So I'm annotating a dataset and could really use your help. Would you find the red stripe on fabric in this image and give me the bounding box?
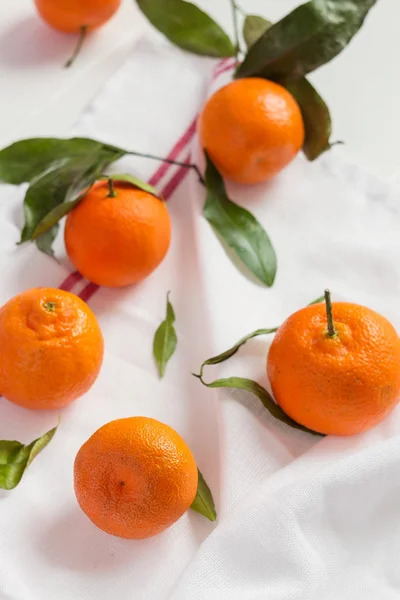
[148,118,197,187]
[59,271,83,291]
[214,61,236,79]
[162,151,193,200]
[214,58,236,77]
[78,282,99,303]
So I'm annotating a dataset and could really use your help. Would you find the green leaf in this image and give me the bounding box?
[197,295,325,378]
[243,15,272,49]
[153,292,178,378]
[0,138,109,185]
[308,295,325,305]
[35,224,60,258]
[32,194,88,242]
[136,0,235,57]
[0,139,126,255]
[196,375,323,436]
[286,78,333,161]
[105,173,161,199]
[237,0,377,81]
[190,469,216,521]
[197,327,278,379]
[204,154,277,287]
[0,424,58,490]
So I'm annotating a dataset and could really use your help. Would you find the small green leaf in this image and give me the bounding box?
[136,0,235,57]
[204,154,277,287]
[286,78,333,161]
[35,224,60,258]
[243,15,272,49]
[190,469,216,521]
[153,292,178,378]
[32,193,88,242]
[237,0,378,81]
[196,375,323,436]
[105,173,161,199]
[197,327,278,379]
[0,424,58,490]
[197,295,325,377]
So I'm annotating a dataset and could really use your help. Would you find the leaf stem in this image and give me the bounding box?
[65,26,87,69]
[126,150,205,185]
[229,0,241,61]
[324,289,336,338]
[107,177,117,198]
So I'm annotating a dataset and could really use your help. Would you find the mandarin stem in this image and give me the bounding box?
[230,0,241,61]
[107,178,117,198]
[126,150,205,185]
[324,289,336,337]
[65,26,87,69]
[44,302,57,312]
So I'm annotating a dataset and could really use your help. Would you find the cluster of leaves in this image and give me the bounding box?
[0,140,162,257]
[136,0,378,160]
[0,137,277,286]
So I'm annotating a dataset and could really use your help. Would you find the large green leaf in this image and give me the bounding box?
[0,138,108,185]
[136,0,235,57]
[0,425,58,490]
[190,469,216,521]
[153,292,178,378]
[237,0,377,81]
[204,154,277,287]
[286,78,333,161]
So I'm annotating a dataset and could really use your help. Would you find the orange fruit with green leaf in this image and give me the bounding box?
[74,417,199,538]
[0,288,104,410]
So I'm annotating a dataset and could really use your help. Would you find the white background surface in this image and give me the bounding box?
[1,5,400,599]
[0,0,399,180]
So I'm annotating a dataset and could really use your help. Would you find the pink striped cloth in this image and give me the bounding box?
[2,36,400,600]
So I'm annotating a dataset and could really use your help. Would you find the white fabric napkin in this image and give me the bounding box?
[1,35,400,600]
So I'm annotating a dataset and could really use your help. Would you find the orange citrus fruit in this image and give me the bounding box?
[64,181,171,287]
[74,417,198,539]
[0,288,104,410]
[198,77,304,185]
[267,295,400,436]
[34,0,121,33]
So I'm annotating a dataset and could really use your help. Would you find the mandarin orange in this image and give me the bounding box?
[0,288,104,410]
[74,417,198,539]
[267,292,400,436]
[198,77,304,184]
[64,181,171,287]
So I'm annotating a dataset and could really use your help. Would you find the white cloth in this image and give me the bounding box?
[1,36,400,600]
